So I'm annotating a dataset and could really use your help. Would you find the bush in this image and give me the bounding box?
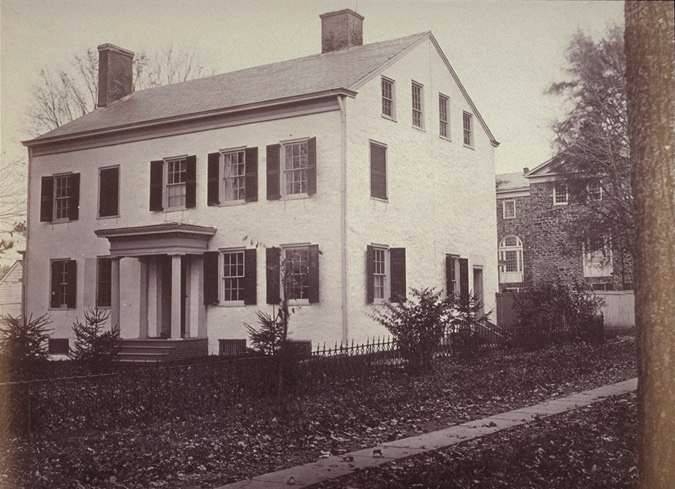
[245,310,285,355]
[372,288,451,373]
[447,293,491,359]
[0,313,52,376]
[513,278,604,349]
[70,308,119,371]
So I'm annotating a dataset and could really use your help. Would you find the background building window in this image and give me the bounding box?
[587,181,603,201]
[381,77,395,118]
[166,158,187,208]
[222,150,246,201]
[283,141,309,195]
[412,81,423,128]
[463,111,473,146]
[502,199,516,219]
[222,251,245,302]
[553,182,569,205]
[439,94,449,138]
[499,236,524,284]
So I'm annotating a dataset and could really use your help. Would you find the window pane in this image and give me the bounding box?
[223,251,245,301]
[373,248,387,300]
[283,142,308,195]
[54,175,72,220]
[439,95,448,137]
[463,112,473,146]
[166,159,187,208]
[223,151,246,201]
[412,82,423,128]
[382,78,394,117]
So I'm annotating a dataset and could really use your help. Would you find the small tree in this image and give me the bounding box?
[372,287,451,373]
[70,308,119,371]
[0,313,52,376]
[245,310,285,355]
[447,293,491,359]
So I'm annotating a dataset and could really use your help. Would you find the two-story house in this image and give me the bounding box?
[496,158,633,292]
[23,9,499,359]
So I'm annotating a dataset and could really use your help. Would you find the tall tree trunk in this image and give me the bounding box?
[625,2,675,488]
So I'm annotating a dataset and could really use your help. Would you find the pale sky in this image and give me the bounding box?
[0,0,623,262]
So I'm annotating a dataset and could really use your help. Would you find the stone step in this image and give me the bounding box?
[116,351,171,363]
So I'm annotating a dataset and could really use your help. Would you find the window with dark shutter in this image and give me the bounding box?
[149,160,164,211]
[243,249,257,305]
[50,259,76,308]
[203,252,219,305]
[366,245,375,304]
[40,176,54,222]
[96,257,112,307]
[99,167,119,217]
[50,260,60,308]
[65,259,77,308]
[308,244,320,303]
[185,155,197,208]
[266,247,281,304]
[69,173,80,220]
[390,248,406,302]
[207,153,220,205]
[307,137,317,195]
[370,142,387,200]
[266,145,281,200]
[459,258,469,301]
[245,147,258,202]
[446,254,456,297]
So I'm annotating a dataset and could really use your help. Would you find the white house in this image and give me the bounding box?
[23,9,499,359]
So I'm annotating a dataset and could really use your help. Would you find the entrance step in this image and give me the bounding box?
[116,338,208,363]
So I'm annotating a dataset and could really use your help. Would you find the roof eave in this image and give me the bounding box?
[23,88,356,148]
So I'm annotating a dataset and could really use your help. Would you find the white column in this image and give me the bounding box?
[189,255,205,338]
[170,254,183,339]
[147,256,159,337]
[138,257,149,338]
[110,257,121,333]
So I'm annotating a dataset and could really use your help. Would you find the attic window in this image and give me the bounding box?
[412,81,424,129]
[381,77,395,119]
[463,111,474,147]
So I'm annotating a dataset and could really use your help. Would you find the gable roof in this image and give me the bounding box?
[25,31,498,147]
[525,155,567,178]
[496,172,529,193]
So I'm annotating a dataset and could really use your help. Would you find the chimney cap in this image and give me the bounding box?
[320,8,364,21]
[97,43,135,58]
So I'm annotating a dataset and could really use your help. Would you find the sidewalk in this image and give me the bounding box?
[217,378,638,489]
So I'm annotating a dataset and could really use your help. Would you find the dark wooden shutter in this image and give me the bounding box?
[244,249,257,305]
[149,160,164,211]
[69,173,80,220]
[203,251,219,305]
[307,137,317,195]
[207,152,220,205]
[370,143,387,199]
[245,147,258,202]
[366,245,375,304]
[459,258,469,301]
[266,247,280,304]
[308,244,320,303]
[65,259,77,308]
[266,144,281,200]
[185,155,197,208]
[99,167,119,217]
[50,260,60,307]
[390,248,406,303]
[446,255,456,297]
[40,176,54,222]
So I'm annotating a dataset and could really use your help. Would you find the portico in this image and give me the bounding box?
[95,223,216,340]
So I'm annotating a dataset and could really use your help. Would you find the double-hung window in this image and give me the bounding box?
[372,247,388,301]
[50,259,76,309]
[222,150,246,202]
[283,140,309,195]
[381,77,395,119]
[166,158,187,209]
[222,250,245,302]
[98,166,119,217]
[53,175,72,221]
[553,182,569,205]
[370,141,387,200]
[439,94,449,138]
[367,245,406,303]
[40,173,80,223]
[587,181,603,201]
[412,81,424,129]
[502,199,516,219]
[283,247,311,301]
[463,111,474,146]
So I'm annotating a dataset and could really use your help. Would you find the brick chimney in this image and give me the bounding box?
[320,9,364,53]
[97,44,134,107]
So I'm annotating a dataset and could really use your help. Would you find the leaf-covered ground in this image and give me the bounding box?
[0,337,636,489]
[315,392,638,489]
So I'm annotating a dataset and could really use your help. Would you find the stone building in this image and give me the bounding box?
[496,158,633,292]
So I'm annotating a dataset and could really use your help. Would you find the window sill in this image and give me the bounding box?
[370,196,389,203]
[463,143,475,151]
[48,219,72,225]
[48,307,75,311]
[161,207,189,214]
[95,305,112,310]
[372,299,388,305]
[217,301,247,307]
[439,135,452,142]
[412,125,426,133]
[503,216,516,220]
[281,193,310,201]
[97,215,120,220]
[287,299,310,307]
[553,202,569,206]
[381,114,397,123]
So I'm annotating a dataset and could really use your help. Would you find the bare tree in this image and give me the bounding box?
[28,46,212,135]
[625,2,675,489]
[0,156,27,256]
[547,26,634,262]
